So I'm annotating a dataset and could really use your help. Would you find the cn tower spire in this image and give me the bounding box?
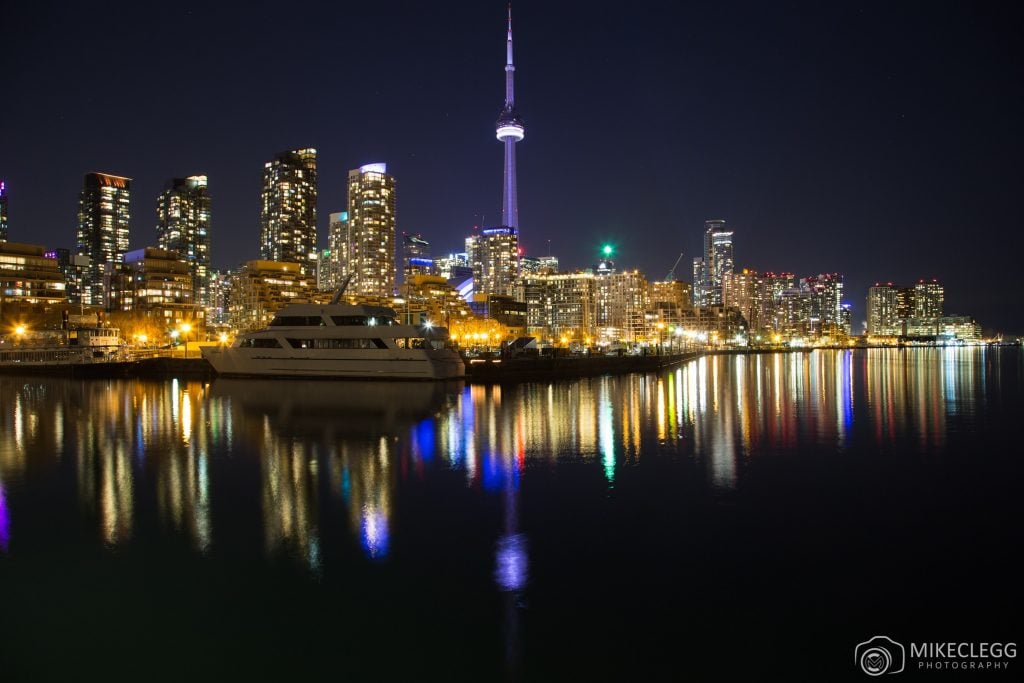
[496,2,525,229]
[505,3,515,106]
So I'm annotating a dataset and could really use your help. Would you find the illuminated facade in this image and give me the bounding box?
[0,242,67,312]
[43,248,89,306]
[681,305,747,343]
[402,233,433,281]
[77,172,131,307]
[228,260,316,332]
[521,271,596,340]
[207,270,232,326]
[723,268,770,334]
[119,247,195,324]
[913,279,944,319]
[260,148,318,276]
[595,270,649,343]
[435,252,473,282]
[867,284,901,336]
[467,227,520,298]
[345,163,397,297]
[868,278,946,339]
[0,181,8,242]
[696,220,733,306]
[801,273,845,338]
[156,175,211,310]
[496,5,525,229]
[322,211,349,291]
[521,255,560,275]
[399,274,473,328]
[648,280,693,331]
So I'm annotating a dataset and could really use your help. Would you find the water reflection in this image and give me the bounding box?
[0,347,1005,564]
[0,482,10,552]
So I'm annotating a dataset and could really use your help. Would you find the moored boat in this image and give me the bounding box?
[201,301,465,380]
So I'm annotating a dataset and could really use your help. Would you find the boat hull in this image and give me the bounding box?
[201,346,465,380]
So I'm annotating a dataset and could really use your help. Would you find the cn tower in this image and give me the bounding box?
[495,3,525,228]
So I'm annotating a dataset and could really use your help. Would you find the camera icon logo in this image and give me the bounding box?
[855,635,906,676]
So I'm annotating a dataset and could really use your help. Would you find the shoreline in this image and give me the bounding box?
[0,344,1015,382]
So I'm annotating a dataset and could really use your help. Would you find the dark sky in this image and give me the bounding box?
[4,1,1022,332]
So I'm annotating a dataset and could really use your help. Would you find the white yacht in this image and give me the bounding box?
[202,300,465,380]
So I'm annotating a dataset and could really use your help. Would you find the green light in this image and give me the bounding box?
[602,245,613,257]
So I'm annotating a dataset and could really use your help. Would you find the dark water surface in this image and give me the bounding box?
[1,348,1021,680]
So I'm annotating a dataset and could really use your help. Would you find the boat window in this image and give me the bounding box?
[286,338,389,350]
[331,316,368,326]
[269,316,326,326]
[239,338,282,348]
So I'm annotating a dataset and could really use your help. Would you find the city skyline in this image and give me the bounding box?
[3,2,1021,332]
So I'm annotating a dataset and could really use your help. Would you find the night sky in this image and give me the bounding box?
[4,1,1022,332]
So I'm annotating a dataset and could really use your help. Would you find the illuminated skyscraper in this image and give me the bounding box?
[496,4,525,229]
[260,148,317,276]
[867,284,901,336]
[157,175,211,309]
[321,211,350,291]
[468,226,520,298]
[913,279,944,318]
[700,219,733,306]
[435,252,473,282]
[0,181,8,242]
[801,272,845,337]
[402,233,434,281]
[77,172,131,307]
[345,163,397,296]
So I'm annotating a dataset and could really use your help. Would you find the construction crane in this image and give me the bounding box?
[664,252,685,282]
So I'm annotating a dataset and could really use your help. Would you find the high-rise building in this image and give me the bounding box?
[402,233,434,281]
[45,248,90,306]
[467,226,520,298]
[801,273,845,337]
[867,284,901,336]
[207,270,233,326]
[0,242,67,308]
[435,252,474,282]
[595,270,649,343]
[700,219,733,306]
[118,247,194,324]
[496,4,525,229]
[228,260,316,332]
[649,280,693,326]
[0,181,8,243]
[322,211,350,291]
[723,268,770,334]
[692,257,706,306]
[521,255,559,276]
[316,249,334,291]
[913,279,944,318]
[260,148,318,276]
[521,271,596,341]
[156,175,211,310]
[77,172,131,307]
[345,163,397,297]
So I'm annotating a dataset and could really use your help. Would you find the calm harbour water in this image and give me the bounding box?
[1,348,1021,680]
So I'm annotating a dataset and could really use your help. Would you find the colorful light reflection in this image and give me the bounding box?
[495,533,527,591]
[0,483,10,552]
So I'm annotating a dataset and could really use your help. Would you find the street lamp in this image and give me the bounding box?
[180,322,192,358]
